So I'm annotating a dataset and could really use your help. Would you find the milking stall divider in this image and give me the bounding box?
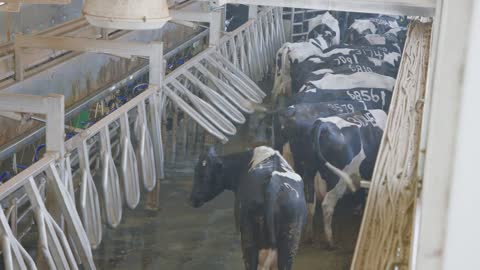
[0,0,476,269]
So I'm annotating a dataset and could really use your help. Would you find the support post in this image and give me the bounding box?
[146,43,165,211]
[248,5,258,19]
[14,41,24,81]
[45,94,65,224]
[209,1,224,46]
[45,94,65,157]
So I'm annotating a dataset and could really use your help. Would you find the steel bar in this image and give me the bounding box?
[119,113,141,209]
[78,141,102,249]
[24,177,79,269]
[194,64,255,113]
[183,71,246,124]
[218,0,436,17]
[205,56,264,102]
[163,85,228,143]
[99,126,123,228]
[134,101,157,191]
[0,208,34,270]
[171,79,236,135]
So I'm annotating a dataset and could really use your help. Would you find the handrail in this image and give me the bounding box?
[0,154,95,269]
[0,7,286,269]
[0,29,209,161]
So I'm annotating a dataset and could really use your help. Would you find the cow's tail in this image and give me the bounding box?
[312,122,358,193]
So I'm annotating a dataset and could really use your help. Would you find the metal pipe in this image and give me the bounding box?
[0,29,209,161]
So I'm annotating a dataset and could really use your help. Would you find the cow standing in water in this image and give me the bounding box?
[189,146,307,270]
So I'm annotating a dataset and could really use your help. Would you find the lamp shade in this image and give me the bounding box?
[83,0,171,30]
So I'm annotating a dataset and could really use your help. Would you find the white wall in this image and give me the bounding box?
[415,0,480,269]
[443,1,480,268]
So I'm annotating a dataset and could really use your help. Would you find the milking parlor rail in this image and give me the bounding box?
[0,7,284,269]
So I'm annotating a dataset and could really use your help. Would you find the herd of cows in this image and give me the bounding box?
[189,10,409,270]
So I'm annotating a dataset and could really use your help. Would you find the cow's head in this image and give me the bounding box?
[189,146,224,208]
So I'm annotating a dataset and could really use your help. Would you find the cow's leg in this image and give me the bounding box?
[322,180,347,250]
[314,172,327,203]
[302,168,317,244]
[258,249,278,270]
[240,224,259,270]
[278,222,302,270]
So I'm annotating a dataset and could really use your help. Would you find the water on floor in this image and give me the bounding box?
[92,114,362,270]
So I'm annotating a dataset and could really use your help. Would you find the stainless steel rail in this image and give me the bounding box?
[0,7,285,270]
[0,29,209,162]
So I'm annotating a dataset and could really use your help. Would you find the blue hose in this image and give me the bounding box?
[34,144,46,162]
[66,132,76,140]
[0,171,11,182]
[16,164,27,170]
[132,83,149,95]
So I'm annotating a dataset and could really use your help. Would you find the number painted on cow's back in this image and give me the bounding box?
[346,89,384,105]
[345,112,377,127]
[327,103,356,113]
[354,47,388,59]
[333,55,358,66]
[348,64,373,73]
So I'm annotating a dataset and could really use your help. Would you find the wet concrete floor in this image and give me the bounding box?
[93,121,362,270]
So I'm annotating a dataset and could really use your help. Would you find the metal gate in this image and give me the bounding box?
[0,6,285,270]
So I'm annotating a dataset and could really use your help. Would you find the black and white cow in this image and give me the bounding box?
[344,15,408,46]
[295,72,396,111]
[275,43,401,108]
[225,4,249,32]
[273,12,340,103]
[271,99,369,241]
[289,45,401,95]
[189,146,307,270]
[274,100,369,154]
[310,109,387,248]
[307,12,342,44]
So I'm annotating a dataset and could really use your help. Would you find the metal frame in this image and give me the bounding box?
[0,94,64,155]
[0,29,209,161]
[0,154,95,269]
[0,7,285,270]
[13,34,166,179]
[0,0,70,12]
[14,35,164,84]
[219,0,436,16]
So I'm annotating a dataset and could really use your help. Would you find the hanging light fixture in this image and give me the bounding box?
[83,0,171,30]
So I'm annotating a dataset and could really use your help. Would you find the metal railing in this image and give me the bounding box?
[218,7,286,82]
[0,153,95,269]
[0,6,286,270]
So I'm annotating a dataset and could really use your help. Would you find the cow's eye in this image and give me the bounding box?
[202,160,207,166]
